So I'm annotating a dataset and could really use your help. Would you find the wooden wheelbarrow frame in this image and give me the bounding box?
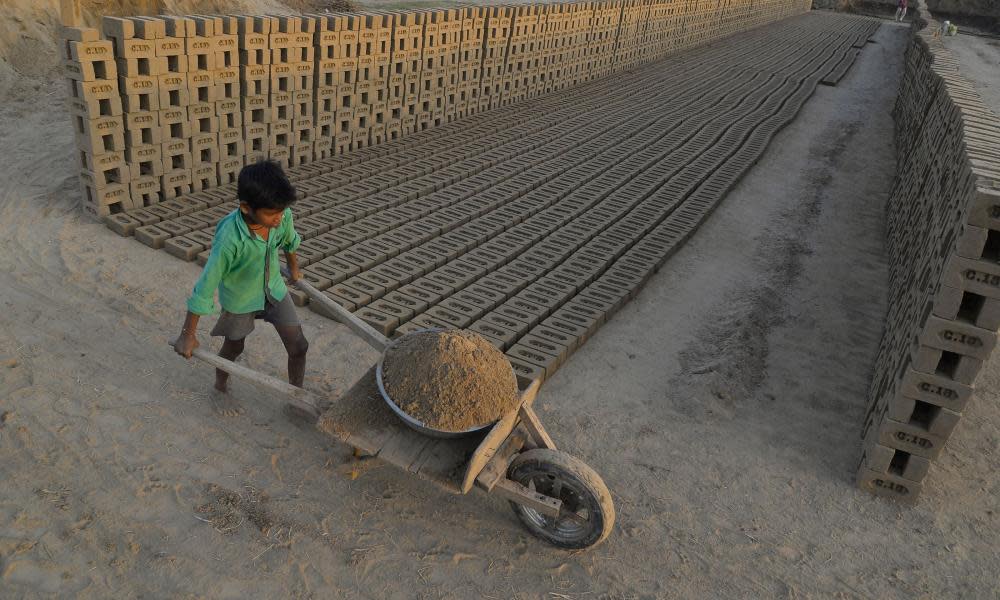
[188,277,564,517]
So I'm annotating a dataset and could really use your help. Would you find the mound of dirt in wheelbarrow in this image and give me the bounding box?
[382,330,519,432]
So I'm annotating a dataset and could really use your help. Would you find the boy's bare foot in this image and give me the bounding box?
[210,388,243,417]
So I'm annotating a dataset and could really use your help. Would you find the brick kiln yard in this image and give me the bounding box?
[2,4,1000,600]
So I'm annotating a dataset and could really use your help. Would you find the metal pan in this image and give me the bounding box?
[375,328,509,439]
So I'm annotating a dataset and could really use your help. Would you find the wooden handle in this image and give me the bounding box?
[290,275,390,351]
[172,341,320,420]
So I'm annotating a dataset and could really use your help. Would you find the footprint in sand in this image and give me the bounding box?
[2,560,87,595]
[210,389,244,417]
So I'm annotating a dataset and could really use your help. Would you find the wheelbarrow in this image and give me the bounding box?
[179,277,616,549]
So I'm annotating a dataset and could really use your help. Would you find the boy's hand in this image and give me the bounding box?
[283,252,302,285]
[173,334,199,359]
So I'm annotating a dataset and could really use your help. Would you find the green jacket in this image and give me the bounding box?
[187,208,301,315]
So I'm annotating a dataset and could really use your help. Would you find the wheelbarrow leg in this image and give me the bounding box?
[518,405,556,450]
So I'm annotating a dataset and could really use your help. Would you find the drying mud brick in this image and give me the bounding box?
[135,224,172,248]
[381,329,519,431]
[104,213,142,237]
[164,235,204,260]
[856,464,922,504]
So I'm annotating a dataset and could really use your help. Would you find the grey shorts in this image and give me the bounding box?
[210,294,300,340]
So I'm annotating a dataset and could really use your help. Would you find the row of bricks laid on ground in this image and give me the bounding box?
[102,7,750,237]
[351,25,862,378]
[101,0,844,227]
[104,30,694,244]
[104,13,877,421]
[107,10,863,261]
[856,5,1000,502]
[66,0,814,215]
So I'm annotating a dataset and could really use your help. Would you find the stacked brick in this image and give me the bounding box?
[68,0,814,215]
[456,7,487,118]
[62,26,129,217]
[858,2,1000,502]
[505,5,539,104]
[480,6,512,110]
[265,17,300,168]
[614,0,650,71]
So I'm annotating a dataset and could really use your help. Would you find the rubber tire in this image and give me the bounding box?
[506,448,615,549]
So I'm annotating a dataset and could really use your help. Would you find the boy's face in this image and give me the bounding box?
[240,203,285,229]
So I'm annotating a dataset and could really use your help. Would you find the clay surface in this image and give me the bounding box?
[381,330,519,431]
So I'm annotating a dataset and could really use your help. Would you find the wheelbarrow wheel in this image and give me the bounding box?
[507,448,615,549]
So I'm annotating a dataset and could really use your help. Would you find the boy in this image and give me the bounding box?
[173,160,308,416]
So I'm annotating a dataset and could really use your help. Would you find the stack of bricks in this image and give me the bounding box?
[291,18,317,168]
[535,4,558,95]
[615,0,650,71]
[505,5,540,105]
[188,16,239,192]
[457,7,486,118]
[212,17,244,187]
[858,0,1000,502]
[480,6,512,110]
[65,0,816,215]
[265,16,296,168]
[541,3,575,93]
[62,25,129,217]
[416,11,446,131]
[440,9,463,124]
[385,12,412,140]
[352,15,377,149]
[587,1,618,81]
[237,15,270,165]
[311,14,338,160]
[331,15,360,154]
[404,12,427,136]
[158,16,197,200]
[106,17,160,210]
[369,14,395,146]
[566,3,594,87]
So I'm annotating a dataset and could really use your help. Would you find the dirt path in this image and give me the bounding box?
[2,17,998,600]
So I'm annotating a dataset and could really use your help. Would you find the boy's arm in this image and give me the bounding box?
[284,250,302,282]
[281,208,303,282]
[174,242,231,359]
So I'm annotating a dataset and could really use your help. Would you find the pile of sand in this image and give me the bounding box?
[381,330,519,432]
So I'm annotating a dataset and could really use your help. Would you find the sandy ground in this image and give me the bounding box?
[2,14,1000,600]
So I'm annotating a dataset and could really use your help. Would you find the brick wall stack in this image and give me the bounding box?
[61,0,812,217]
[62,26,128,217]
[858,1,1000,502]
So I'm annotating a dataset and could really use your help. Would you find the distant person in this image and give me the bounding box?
[173,160,308,417]
[895,0,908,22]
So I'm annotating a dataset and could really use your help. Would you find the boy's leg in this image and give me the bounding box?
[216,337,246,392]
[275,324,308,388]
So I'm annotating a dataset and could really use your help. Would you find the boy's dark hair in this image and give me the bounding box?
[237,160,297,210]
